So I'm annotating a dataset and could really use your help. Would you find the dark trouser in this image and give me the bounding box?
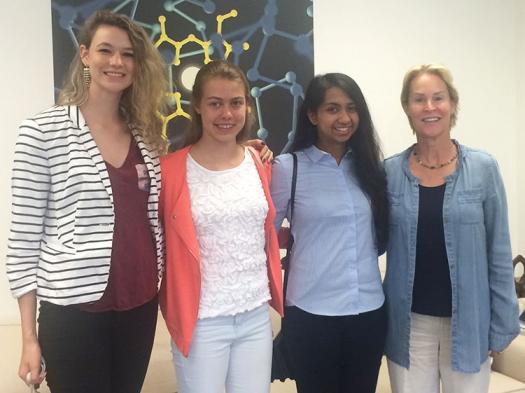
[38,295,158,393]
[283,303,386,393]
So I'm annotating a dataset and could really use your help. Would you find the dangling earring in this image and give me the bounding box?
[83,66,91,86]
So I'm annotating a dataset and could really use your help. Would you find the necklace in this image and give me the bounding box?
[413,146,457,170]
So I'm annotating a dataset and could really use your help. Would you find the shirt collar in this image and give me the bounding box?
[304,145,352,164]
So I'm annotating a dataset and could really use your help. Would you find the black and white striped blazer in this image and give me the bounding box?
[6,105,164,305]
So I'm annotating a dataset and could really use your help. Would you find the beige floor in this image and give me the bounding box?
[2,311,522,393]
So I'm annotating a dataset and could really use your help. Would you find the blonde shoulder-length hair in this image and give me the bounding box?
[58,10,168,153]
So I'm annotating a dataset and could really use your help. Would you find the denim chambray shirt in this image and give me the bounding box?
[383,141,519,373]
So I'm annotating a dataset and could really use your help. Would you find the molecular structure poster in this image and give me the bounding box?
[51,0,314,153]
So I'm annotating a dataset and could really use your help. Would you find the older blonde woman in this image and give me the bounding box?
[383,64,519,393]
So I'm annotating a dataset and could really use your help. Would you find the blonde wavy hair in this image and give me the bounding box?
[58,10,168,153]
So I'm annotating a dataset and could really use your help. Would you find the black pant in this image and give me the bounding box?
[38,296,158,393]
[283,303,386,393]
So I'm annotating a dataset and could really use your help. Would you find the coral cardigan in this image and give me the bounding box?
[159,146,284,356]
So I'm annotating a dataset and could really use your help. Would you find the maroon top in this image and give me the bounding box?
[81,140,158,312]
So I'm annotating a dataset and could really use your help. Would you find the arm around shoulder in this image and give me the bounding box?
[270,154,294,231]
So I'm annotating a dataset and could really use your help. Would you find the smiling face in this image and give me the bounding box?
[195,77,247,144]
[308,86,359,156]
[80,24,134,98]
[405,73,456,140]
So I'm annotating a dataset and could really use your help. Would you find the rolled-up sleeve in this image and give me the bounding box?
[483,159,520,351]
[6,119,50,298]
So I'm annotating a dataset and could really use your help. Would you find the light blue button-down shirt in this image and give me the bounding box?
[270,145,384,316]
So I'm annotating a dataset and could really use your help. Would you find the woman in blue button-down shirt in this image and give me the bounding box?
[271,73,389,393]
[384,64,520,393]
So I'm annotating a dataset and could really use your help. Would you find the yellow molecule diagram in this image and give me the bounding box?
[217,10,250,60]
[154,10,250,139]
[158,92,190,140]
[155,15,211,66]
[154,10,249,65]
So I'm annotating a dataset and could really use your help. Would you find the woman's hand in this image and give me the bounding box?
[245,139,273,162]
[17,291,45,386]
[19,337,45,385]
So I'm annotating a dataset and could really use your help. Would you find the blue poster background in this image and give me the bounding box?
[51,0,314,153]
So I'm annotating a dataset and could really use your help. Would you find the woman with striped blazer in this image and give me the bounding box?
[6,11,168,393]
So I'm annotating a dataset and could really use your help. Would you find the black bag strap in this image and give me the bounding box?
[283,152,297,303]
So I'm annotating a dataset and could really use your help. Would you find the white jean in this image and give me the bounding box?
[388,313,491,393]
[171,303,272,393]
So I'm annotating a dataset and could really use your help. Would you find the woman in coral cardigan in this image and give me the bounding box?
[159,60,283,393]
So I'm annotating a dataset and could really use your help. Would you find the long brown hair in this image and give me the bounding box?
[183,60,257,146]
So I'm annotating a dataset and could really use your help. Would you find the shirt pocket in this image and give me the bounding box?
[42,241,77,256]
[457,188,483,224]
[387,191,403,226]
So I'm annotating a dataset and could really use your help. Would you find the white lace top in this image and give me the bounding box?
[187,148,271,319]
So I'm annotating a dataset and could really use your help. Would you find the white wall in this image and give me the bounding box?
[0,0,523,323]
[0,0,53,324]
